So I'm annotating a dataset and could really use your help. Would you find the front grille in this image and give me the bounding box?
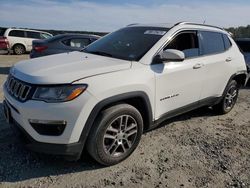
[5,75,32,102]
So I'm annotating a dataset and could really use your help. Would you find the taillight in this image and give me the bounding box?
[34,46,48,52]
[0,37,9,48]
[5,37,9,48]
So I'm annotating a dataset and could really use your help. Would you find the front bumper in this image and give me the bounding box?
[10,119,83,159]
[3,84,98,145]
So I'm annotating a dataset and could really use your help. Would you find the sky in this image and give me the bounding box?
[0,0,250,32]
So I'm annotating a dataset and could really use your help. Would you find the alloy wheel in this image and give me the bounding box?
[224,85,238,110]
[14,45,24,55]
[103,115,138,157]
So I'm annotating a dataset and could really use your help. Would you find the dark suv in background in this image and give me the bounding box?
[235,38,250,72]
[30,34,101,58]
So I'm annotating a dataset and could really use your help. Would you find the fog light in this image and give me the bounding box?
[29,119,67,136]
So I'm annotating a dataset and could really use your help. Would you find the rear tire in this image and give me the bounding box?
[213,80,239,114]
[13,44,25,55]
[86,104,143,166]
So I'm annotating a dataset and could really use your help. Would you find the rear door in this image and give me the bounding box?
[153,30,205,119]
[198,31,233,99]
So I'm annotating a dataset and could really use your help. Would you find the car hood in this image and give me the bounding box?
[11,51,131,84]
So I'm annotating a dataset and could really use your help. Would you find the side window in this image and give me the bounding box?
[164,32,200,58]
[26,31,41,39]
[223,34,232,50]
[199,31,225,55]
[8,30,25,37]
[63,38,90,48]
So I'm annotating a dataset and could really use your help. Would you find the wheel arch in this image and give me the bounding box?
[12,43,26,53]
[12,43,26,49]
[230,71,248,87]
[216,71,248,106]
[78,91,153,153]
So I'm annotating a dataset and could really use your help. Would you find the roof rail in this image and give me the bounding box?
[174,22,224,31]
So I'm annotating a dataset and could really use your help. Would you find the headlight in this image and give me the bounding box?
[32,84,87,103]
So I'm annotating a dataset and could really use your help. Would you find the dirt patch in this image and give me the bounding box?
[0,55,249,188]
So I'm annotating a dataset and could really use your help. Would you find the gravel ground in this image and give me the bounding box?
[0,55,249,188]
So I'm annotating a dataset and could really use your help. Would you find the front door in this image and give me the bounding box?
[153,31,205,119]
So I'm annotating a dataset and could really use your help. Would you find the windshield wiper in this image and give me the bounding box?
[84,50,113,57]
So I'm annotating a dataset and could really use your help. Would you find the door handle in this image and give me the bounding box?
[226,57,232,62]
[193,63,203,69]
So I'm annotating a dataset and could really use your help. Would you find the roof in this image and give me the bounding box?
[6,27,52,35]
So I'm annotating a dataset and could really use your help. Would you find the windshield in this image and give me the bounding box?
[83,26,169,61]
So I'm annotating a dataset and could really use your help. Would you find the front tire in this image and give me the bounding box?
[213,80,239,114]
[86,104,143,166]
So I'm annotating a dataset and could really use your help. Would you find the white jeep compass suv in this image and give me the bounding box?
[3,22,248,166]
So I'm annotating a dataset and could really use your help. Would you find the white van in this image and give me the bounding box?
[3,28,52,54]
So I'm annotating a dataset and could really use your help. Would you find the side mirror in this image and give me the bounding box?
[154,49,185,63]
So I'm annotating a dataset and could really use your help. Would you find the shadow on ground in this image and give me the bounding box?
[0,102,104,183]
[149,106,217,133]
[0,51,9,55]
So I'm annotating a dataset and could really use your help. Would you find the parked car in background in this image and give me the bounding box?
[0,28,9,53]
[235,38,250,72]
[2,28,52,55]
[30,34,101,58]
[0,36,9,53]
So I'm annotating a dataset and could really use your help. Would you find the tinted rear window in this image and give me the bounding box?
[236,41,250,53]
[8,30,25,37]
[199,31,225,55]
